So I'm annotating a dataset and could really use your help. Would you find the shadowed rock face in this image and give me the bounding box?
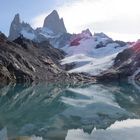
[9,14,21,40]
[43,10,67,34]
[0,33,96,84]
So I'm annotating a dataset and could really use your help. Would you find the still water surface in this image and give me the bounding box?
[0,82,140,140]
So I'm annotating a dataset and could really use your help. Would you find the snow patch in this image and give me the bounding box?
[61,54,93,65]
[61,32,129,76]
[68,54,116,76]
[21,30,35,40]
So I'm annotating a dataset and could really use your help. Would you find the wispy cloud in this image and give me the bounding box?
[31,13,48,28]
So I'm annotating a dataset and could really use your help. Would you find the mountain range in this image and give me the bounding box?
[0,10,140,85]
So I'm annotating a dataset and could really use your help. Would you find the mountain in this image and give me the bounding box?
[9,14,35,40]
[43,10,67,34]
[8,11,128,52]
[9,14,20,40]
[8,12,129,77]
[0,32,95,84]
[62,29,127,56]
[8,10,138,82]
[9,11,67,43]
[97,40,140,83]
[60,29,129,76]
[8,11,72,49]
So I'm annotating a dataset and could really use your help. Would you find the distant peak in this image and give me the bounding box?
[82,29,92,36]
[43,10,67,34]
[94,32,110,39]
[13,13,20,24]
[48,10,59,19]
[15,13,20,18]
[14,13,20,19]
[51,10,58,15]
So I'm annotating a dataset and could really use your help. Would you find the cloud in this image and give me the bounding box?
[31,13,48,28]
[31,0,140,41]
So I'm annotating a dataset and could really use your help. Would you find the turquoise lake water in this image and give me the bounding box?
[0,82,140,140]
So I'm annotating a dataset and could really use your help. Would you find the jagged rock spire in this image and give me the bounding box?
[43,10,67,34]
[13,14,20,25]
[9,13,21,40]
[8,14,34,40]
[8,10,67,41]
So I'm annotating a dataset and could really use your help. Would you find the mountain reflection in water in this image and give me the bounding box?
[0,82,140,140]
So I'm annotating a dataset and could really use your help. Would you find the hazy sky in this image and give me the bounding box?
[0,0,140,41]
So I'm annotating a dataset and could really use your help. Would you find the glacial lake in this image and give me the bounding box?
[0,82,140,140]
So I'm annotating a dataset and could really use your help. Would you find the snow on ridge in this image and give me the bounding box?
[21,30,35,40]
[61,54,93,65]
[61,36,129,76]
[62,29,129,57]
[69,29,93,46]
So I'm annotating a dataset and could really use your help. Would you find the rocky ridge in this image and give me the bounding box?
[0,32,95,84]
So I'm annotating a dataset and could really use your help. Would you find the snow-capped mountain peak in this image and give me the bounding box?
[61,29,130,76]
[69,29,93,47]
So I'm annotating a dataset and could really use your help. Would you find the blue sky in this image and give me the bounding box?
[0,0,140,41]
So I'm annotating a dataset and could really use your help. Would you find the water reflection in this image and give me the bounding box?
[0,82,139,140]
[66,119,140,140]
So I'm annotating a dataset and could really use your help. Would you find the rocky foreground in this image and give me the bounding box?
[0,32,95,85]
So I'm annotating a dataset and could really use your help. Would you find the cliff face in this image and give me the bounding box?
[9,14,35,41]
[9,14,21,40]
[43,10,67,34]
[0,33,95,84]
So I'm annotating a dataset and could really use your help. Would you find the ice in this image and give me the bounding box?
[68,54,116,75]
[61,33,129,76]
[61,54,93,65]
